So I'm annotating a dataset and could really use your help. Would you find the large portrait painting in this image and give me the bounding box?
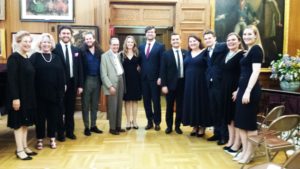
[12,32,42,57]
[0,29,6,59]
[0,0,5,20]
[215,0,285,67]
[57,25,99,48]
[20,0,74,22]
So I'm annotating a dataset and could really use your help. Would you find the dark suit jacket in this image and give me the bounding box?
[160,49,187,90]
[53,43,83,89]
[204,42,228,85]
[138,41,165,81]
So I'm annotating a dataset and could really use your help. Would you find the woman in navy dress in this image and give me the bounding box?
[182,35,211,137]
[121,35,141,130]
[221,33,244,153]
[233,25,263,164]
[7,31,37,160]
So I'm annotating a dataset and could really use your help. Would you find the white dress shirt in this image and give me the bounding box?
[60,41,74,78]
[172,48,184,78]
[111,50,124,76]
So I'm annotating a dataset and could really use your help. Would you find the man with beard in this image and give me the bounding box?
[80,32,103,136]
[53,25,83,141]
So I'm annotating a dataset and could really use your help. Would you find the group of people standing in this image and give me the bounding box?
[6,24,263,164]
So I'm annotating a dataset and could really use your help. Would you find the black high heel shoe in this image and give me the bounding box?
[24,147,38,156]
[132,121,139,129]
[190,127,199,136]
[15,150,32,160]
[223,145,232,150]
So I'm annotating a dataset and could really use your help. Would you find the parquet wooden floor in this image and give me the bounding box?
[0,101,287,169]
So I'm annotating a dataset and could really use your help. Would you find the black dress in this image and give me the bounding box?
[121,53,142,101]
[182,51,212,127]
[221,51,244,124]
[7,52,36,129]
[235,45,263,131]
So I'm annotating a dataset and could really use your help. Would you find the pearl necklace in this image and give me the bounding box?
[41,53,52,63]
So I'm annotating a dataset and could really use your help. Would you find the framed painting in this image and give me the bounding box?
[0,0,4,20]
[0,29,6,59]
[214,0,286,69]
[20,0,74,22]
[12,32,42,57]
[57,25,99,48]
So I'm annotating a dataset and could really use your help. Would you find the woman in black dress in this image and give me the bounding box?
[30,33,65,150]
[232,25,263,164]
[182,35,211,136]
[7,31,37,160]
[121,35,141,130]
[221,33,244,153]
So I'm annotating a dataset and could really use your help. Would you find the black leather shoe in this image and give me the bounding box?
[145,124,153,130]
[117,127,126,132]
[84,128,91,136]
[165,128,172,134]
[175,127,183,134]
[207,135,219,141]
[109,129,119,135]
[66,134,77,140]
[154,125,161,131]
[90,126,103,134]
[217,139,227,145]
[56,135,65,142]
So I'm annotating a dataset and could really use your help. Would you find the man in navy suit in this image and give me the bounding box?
[160,33,186,134]
[203,30,228,145]
[53,26,83,141]
[139,26,165,131]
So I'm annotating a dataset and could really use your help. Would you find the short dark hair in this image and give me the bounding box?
[203,30,216,37]
[188,34,205,50]
[145,26,155,33]
[58,25,73,35]
[171,32,180,37]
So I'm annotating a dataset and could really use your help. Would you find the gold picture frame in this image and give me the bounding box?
[0,0,4,20]
[0,29,6,59]
[210,0,290,72]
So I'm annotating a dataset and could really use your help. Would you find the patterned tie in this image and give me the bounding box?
[65,44,70,78]
[146,43,151,59]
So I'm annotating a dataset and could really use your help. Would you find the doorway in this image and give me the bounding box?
[114,26,173,50]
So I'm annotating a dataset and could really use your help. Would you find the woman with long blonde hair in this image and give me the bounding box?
[232,25,263,164]
[120,35,141,130]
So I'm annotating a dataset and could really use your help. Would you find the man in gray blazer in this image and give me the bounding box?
[101,37,125,135]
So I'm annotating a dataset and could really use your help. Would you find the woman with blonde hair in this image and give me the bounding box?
[120,35,141,130]
[232,25,263,164]
[7,30,37,160]
[30,33,65,150]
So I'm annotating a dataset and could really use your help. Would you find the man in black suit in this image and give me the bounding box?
[139,26,165,131]
[203,30,228,145]
[53,26,83,141]
[160,33,186,134]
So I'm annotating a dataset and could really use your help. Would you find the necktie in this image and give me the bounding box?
[146,43,151,59]
[65,44,70,78]
[176,50,181,78]
[208,47,213,58]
